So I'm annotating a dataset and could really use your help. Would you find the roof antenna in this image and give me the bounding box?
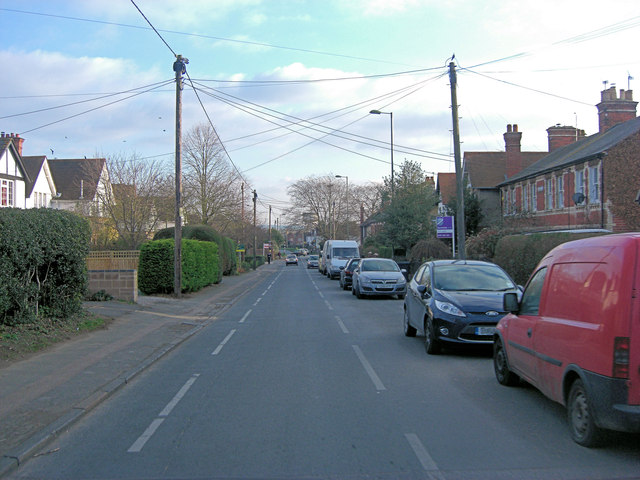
[628,72,634,90]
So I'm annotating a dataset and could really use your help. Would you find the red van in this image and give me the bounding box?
[494,233,640,447]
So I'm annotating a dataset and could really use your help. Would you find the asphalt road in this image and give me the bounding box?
[7,260,640,480]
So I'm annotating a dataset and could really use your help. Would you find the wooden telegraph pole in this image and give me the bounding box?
[173,54,188,296]
[449,60,466,260]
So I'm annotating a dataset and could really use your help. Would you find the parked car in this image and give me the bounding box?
[494,233,640,447]
[307,255,319,269]
[285,254,298,266]
[403,260,520,355]
[351,258,406,299]
[339,258,361,290]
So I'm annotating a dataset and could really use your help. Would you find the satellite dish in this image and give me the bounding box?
[573,193,585,205]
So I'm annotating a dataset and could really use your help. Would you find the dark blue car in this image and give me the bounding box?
[403,260,521,354]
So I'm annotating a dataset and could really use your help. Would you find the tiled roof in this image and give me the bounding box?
[48,158,106,201]
[436,172,456,204]
[500,116,640,186]
[464,151,547,189]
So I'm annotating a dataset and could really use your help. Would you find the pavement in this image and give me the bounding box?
[0,260,281,477]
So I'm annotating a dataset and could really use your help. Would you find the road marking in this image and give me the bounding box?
[335,315,349,334]
[212,329,237,355]
[404,433,441,474]
[352,345,386,391]
[262,290,268,296]
[318,292,325,298]
[128,418,164,453]
[324,300,333,311]
[128,373,200,453]
[253,297,262,306]
[239,309,252,323]
[159,374,200,417]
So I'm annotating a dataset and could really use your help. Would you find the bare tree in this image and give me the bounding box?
[92,153,169,250]
[182,123,242,233]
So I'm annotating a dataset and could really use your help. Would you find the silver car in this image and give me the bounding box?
[351,258,407,300]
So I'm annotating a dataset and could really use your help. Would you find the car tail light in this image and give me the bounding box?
[613,337,630,379]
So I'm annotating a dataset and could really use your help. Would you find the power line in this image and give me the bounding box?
[0,7,419,68]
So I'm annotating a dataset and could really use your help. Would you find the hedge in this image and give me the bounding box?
[154,225,237,276]
[492,231,608,286]
[138,238,221,294]
[0,208,90,325]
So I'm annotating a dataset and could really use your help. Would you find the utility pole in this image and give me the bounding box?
[241,182,245,264]
[252,190,257,270]
[173,54,188,296]
[268,205,272,246]
[449,60,466,260]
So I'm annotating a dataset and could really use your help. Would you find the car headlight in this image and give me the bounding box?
[434,299,465,317]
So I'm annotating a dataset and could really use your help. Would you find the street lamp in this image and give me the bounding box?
[335,175,349,238]
[369,109,394,196]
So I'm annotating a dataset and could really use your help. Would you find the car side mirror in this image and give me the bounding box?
[339,266,345,270]
[503,292,520,314]
[417,285,430,298]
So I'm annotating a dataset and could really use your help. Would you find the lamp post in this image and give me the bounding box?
[369,109,394,196]
[335,175,349,238]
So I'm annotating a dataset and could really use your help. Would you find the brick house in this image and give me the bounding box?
[498,86,640,232]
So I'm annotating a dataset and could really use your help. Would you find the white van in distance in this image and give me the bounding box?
[321,240,360,279]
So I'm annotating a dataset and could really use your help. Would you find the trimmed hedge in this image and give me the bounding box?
[154,225,237,276]
[492,231,607,285]
[138,238,221,294]
[0,208,90,324]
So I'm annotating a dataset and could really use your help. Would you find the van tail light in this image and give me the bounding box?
[613,337,630,379]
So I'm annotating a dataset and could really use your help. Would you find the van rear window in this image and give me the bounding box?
[333,247,358,258]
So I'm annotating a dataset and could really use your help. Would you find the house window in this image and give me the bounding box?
[576,169,586,196]
[531,183,537,212]
[557,176,564,209]
[546,178,554,210]
[1,179,14,207]
[589,166,599,203]
[523,184,529,212]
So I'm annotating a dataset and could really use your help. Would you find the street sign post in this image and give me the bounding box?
[436,216,456,257]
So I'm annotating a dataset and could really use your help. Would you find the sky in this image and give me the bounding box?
[2,0,640,221]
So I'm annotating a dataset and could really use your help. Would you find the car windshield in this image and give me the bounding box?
[309,255,318,260]
[333,247,358,258]
[361,259,399,272]
[433,264,516,291]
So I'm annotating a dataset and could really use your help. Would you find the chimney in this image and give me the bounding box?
[597,86,638,133]
[1,132,24,156]
[546,124,586,152]
[504,124,523,178]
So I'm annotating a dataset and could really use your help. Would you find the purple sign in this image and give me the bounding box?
[436,216,454,239]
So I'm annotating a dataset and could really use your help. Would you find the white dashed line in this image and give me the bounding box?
[239,309,252,323]
[352,345,386,391]
[335,315,349,334]
[404,433,441,474]
[212,329,237,355]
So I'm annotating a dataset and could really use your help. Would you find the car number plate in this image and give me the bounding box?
[475,326,496,336]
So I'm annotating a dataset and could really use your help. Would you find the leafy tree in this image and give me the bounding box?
[445,185,484,237]
[376,160,439,255]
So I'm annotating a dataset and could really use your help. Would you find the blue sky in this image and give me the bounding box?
[2,0,639,220]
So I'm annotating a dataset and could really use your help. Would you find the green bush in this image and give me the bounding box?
[154,225,236,276]
[0,208,90,325]
[493,231,608,285]
[409,238,451,272]
[466,228,510,261]
[139,238,221,294]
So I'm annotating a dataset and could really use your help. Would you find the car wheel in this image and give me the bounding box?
[342,281,349,291]
[355,282,364,299]
[568,379,604,447]
[403,309,417,337]
[424,318,441,355]
[493,338,519,386]
[397,293,405,300]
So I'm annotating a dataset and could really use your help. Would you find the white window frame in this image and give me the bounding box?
[576,169,586,196]
[546,178,554,210]
[557,176,564,209]
[523,183,529,212]
[589,166,600,203]
[531,183,537,212]
[1,179,14,207]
